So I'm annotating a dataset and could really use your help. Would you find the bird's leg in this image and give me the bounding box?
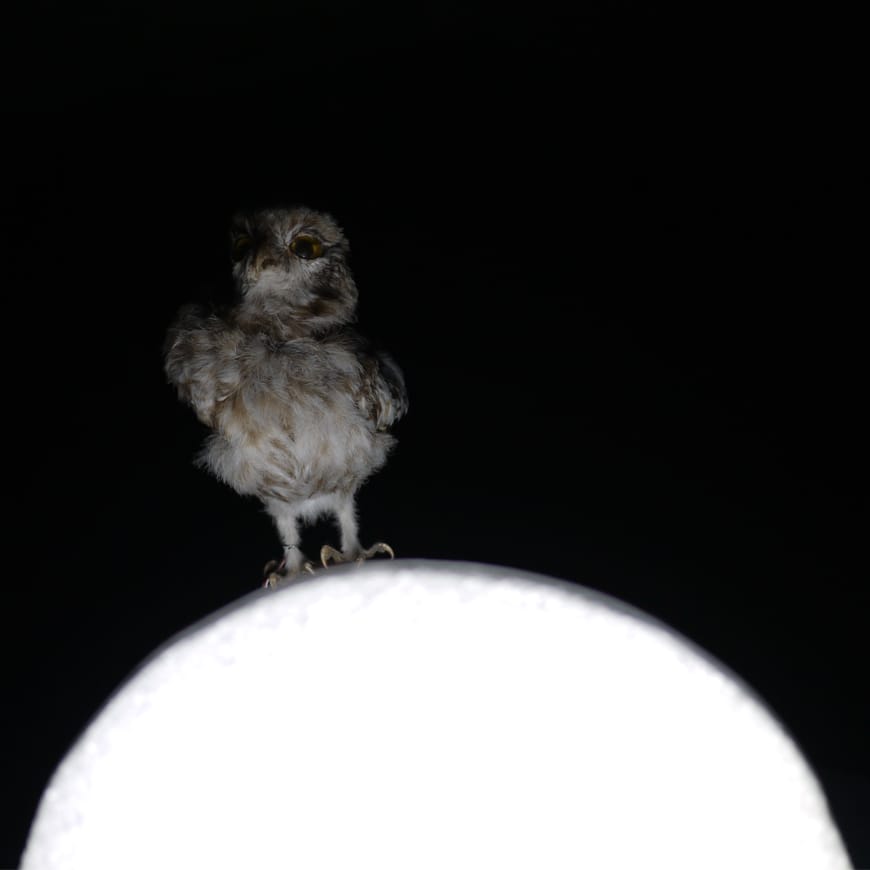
[264,506,316,588]
[320,497,396,568]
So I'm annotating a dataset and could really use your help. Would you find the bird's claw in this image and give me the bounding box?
[263,571,283,589]
[320,544,343,568]
[262,556,286,588]
[265,541,396,585]
[357,542,395,563]
[262,555,316,589]
[263,558,283,577]
[320,542,395,569]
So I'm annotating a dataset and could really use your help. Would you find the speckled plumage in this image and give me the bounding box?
[165,206,407,579]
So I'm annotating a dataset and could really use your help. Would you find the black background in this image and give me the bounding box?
[3,1,867,865]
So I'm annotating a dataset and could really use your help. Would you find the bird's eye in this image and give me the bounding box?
[289,235,323,260]
[231,234,252,262]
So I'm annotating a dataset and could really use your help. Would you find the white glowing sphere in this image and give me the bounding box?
[21,561,849,869]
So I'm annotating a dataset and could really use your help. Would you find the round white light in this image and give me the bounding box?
[21,561,850,869]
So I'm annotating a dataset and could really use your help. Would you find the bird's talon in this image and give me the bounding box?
[263,572,282,589]
[356,542,395,563]
[263,558,283,577]
[262,556,288,588]
[320,544,345,569]
[263,553,318,588]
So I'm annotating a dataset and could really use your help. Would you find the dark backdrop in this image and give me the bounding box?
[3,2,866,865]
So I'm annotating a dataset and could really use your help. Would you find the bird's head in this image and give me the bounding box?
[230,206,358,331]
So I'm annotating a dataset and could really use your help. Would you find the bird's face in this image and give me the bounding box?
[230,207,358,328]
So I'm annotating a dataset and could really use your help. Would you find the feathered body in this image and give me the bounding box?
[165,206,407,576]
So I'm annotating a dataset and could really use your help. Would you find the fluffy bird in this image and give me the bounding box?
[165,206,408,584]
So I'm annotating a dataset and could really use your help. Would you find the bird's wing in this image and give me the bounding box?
[164,306,243,427]
[353,343,409,432]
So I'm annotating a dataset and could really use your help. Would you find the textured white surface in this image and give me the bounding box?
[21,560,850,869]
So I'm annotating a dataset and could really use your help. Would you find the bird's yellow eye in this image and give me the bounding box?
[231,234,252,262]
[289,235,323,260]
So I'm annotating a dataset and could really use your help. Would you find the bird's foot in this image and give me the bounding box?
[262,553,316,589]
[320,542,395,569]
[357,542,395,564]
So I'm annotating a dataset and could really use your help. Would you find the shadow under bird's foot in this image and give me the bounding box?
[320,542,395,569]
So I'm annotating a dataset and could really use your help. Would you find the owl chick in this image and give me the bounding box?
[165,206,408,584]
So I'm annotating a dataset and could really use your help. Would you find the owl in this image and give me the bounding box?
[164,206,408,584]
